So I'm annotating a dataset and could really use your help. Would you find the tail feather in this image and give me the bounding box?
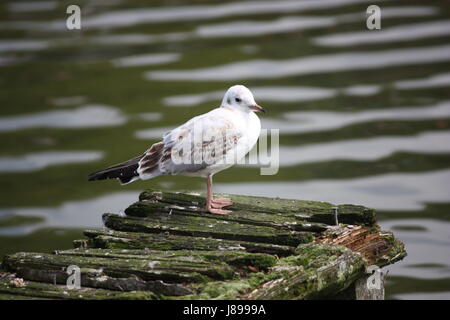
[88,154,145,184]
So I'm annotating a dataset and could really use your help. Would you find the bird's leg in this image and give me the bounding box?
[206,174,213,210]
[211,198,233,207]
[206,174,232,215]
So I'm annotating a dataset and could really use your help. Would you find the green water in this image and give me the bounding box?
[1,0,450,299]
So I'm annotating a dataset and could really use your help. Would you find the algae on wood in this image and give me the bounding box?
[103,213,312,246]
[0,189,406,300]
[82,229,295,256]
[0,273,157,300]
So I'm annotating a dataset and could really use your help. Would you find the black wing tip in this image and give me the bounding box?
[88,172,104,182]
[87,174,136,184]
[118,175,137,185]
[87,167,140,183]
[87,174,100,182]
[87,153,145,183]
[87,169,115,182]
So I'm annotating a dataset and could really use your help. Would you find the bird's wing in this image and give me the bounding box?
[138,109,244,178]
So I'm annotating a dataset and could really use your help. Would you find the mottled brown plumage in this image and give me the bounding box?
[88,85,265,215]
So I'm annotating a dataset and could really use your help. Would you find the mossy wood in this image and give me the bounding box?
[0,190,406,300]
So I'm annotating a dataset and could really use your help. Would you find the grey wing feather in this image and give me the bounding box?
[147,110,243,176]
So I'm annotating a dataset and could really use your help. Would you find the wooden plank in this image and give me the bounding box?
[244,244,366,300]
[55,248,277,271]
[0,277,157,300]
[139,189,376,225]
[103,213,314,247]
[2,252,237,285]
[125,201,329,232]
[183,244,366,300]
[0,190,406,300]
[82,229,295,256]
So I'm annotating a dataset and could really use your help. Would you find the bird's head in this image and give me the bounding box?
[221,85,266,114]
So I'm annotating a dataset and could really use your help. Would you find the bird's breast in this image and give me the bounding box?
[245,112,262,149]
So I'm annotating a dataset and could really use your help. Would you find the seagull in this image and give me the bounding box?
[88,85,265,215]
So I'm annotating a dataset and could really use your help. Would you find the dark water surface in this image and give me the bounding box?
[1,0,450,299]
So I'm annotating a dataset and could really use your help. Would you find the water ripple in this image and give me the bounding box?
[395,72,450,90]
[147,44,450,81]
[263,131,450,167]
[275,100,450,134]
[6,1,57,13]
[0,40,49,53]
[0,55,23,67]
[380,219,450,280]
[314,20,450,47]
[0,105,127,132]
[163,72,450,107]
[76,0,379,30]
[0,151,103,173]
[392,291,450,300]
[216,169,450,211]
[0,191,139,235]
[163,87,336,107]
[112,52,180,67]
[196,7,437,39]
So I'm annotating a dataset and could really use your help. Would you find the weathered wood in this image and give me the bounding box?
[139,190,376,225]
[316,225,406,267]
[125,201,330,232]
[2,251,237,284]
[354,275,385,300]
[0,276,157,300]
[54,248,277,271]
[103,213,313,247]
[82,229,295,256]
[244,244,366,300]
[182,244,366,299]
[0,189,406,300]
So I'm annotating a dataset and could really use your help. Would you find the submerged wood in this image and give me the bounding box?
[0,189,406,300]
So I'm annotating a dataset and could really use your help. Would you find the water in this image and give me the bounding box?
[0,0,449,300]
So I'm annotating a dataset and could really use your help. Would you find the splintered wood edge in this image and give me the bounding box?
[315,225,407,267]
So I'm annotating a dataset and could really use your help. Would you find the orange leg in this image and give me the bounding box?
[206,174,233,215]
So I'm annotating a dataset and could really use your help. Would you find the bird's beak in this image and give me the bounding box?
[250,104,266,113]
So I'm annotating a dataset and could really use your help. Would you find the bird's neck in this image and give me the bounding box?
[221,105,252,117]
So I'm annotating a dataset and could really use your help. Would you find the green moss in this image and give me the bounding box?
[83,229,295,256]
[0,278,157,300]
[216,253,277,271]
[286,244,344,268]
[185,281,253,300]
[138,189,375,226]
[183,244,367,299]
[103,213,309,247]
[377,239,407,268]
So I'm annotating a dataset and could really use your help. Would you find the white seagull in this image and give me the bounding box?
[88,85,265,215]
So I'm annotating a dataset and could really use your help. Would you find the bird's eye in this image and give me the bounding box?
[235,97,241,103]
